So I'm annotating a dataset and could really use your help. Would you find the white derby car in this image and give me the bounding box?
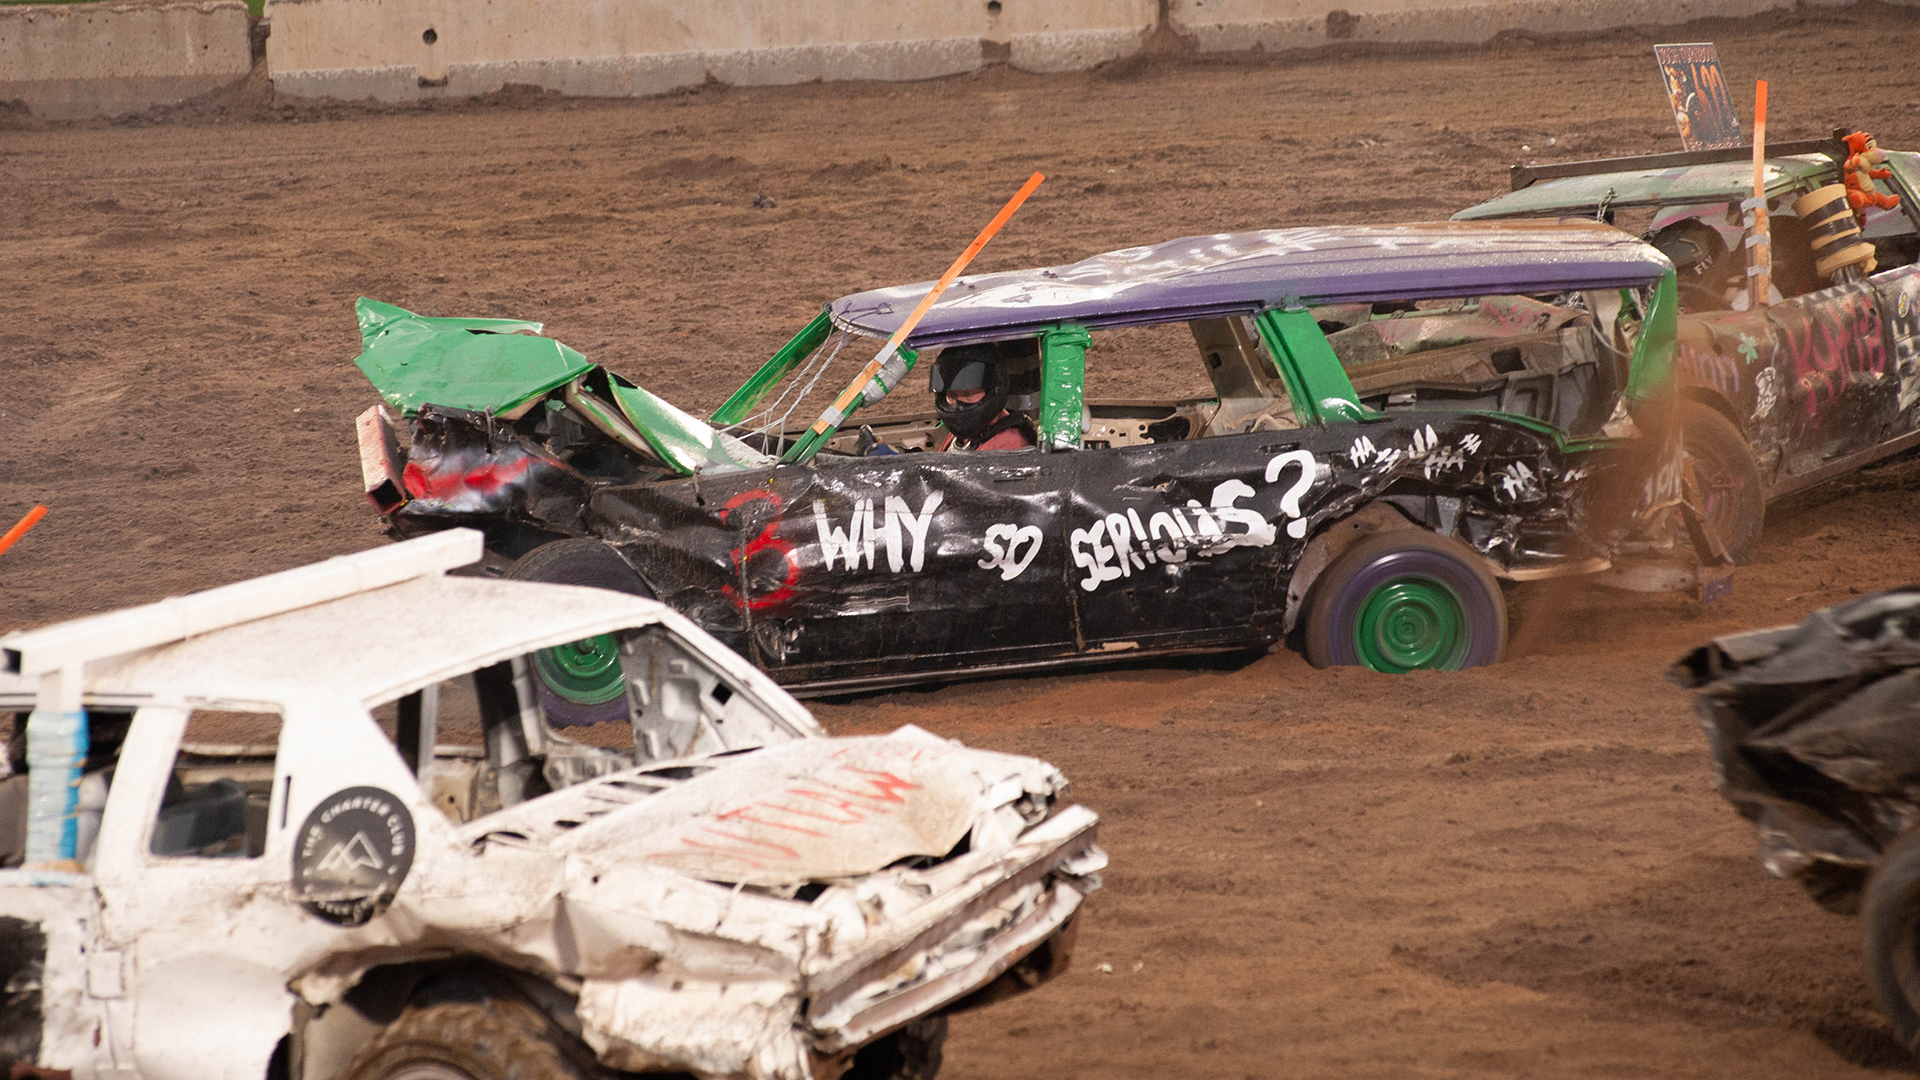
[0,530,1102,1080]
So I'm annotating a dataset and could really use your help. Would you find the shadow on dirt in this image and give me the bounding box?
[1399,849,1917,1069]
[1813,1019,1920,1073]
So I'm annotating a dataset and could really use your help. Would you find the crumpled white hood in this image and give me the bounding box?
[553,725,1063,886]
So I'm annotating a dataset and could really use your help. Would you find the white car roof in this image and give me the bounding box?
[1,535,802,726]
[80,575,675,706]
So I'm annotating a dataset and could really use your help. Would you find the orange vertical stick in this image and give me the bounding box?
[809,171,1047,435]
[1748,80,1772,307]
[0,505,47,558]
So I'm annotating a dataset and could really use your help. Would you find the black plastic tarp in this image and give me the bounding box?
[1673,587,1920,910]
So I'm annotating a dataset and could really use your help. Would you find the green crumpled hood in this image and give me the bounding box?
[351,298,769,477]
[354,297,593,418]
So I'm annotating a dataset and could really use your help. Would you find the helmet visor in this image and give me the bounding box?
[929,357,992,394]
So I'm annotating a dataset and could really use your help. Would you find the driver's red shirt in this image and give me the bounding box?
[939,414,1035,452]
[975,424,1036,451]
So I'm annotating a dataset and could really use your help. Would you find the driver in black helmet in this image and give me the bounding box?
[928,343,1036,452]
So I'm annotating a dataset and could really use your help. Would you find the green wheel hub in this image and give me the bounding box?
[532,634,627,705]
[1352,576,1469,673]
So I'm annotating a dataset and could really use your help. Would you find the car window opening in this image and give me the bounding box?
[366,625,793,826]
[0,708,139,869]
[152,707,282,861]
[1309,291,1638,440]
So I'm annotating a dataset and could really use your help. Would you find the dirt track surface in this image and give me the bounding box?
[8,5,1920,1076]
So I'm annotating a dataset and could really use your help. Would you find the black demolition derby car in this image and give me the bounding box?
[352,220,1727,695]
[1675,587,1920,1049]
[1456,132,1920,563]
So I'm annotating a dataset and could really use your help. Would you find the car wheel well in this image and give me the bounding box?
[1300,528,1508,670]
[1679,386,1746,438]
[1678,395,1765,563]
[508,536,658,599]
[291,959,584,1080]
[1283,501,1427,636]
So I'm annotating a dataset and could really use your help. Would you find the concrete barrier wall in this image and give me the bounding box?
[0,0,252,120]
[264,0,1920,105]
[264,0,1158,102]
[1168,0,1818,51]
[12,0,1919,117]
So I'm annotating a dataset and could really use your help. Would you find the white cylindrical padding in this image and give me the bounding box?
[24,708,85,865]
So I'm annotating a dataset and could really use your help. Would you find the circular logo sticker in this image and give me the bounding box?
[293,786,416,927]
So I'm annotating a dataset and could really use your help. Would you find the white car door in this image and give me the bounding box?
[0,874,116,1078]
[91,701,429,1080]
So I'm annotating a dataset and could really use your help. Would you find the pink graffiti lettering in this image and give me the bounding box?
[642,842,766,870]
[713,805,831,837]
[1775,289,1887,418]
[757,794,871,825]
[640,767,924,869]
[832,768,918,801]
[779,770,917,821]
[661,827,803,868]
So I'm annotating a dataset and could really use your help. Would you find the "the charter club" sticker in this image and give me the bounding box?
[293,786,416,926]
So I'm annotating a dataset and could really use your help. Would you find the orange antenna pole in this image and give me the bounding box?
[0,505,46,558]
[807,171,1046,437]
[1747,80,1772,308]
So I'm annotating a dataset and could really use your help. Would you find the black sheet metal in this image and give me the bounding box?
[1673,587,1920,910]
[398,399,1661,690]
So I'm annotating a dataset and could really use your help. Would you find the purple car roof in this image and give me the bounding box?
[830,220,1671,348]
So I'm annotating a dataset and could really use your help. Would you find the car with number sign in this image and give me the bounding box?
[352,220,1727,690]
[1454,131,1920,561]
[0,530,1103,1080]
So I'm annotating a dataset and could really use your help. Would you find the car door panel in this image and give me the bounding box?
[716,455,1076,682]
[1873,263,1920,422]
[1676,307,1812,482]
[1765,277,1899,471]
[1061,434,1320,649]
[95,704,438,1080]
[0,880,112,1078]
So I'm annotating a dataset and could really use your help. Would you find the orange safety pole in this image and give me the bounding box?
[0,505,46,558]
[807,171,1047,437]
[1746,80,1772,308]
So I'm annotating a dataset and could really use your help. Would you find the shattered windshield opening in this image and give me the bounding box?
[368,624,804,825]
[724,324,868,452]
[712,319,926,460]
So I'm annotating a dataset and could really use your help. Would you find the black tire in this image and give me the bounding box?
[1864,831,1920,1050]
[1681,400,1764,565]
[339,991,590,1080]
[505,540,653,728]
[844,1016,947,1080]
[1302,530,1506,672]
[505,539,652,596]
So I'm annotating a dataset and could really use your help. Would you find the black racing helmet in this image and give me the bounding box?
[930,344,1009,440]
